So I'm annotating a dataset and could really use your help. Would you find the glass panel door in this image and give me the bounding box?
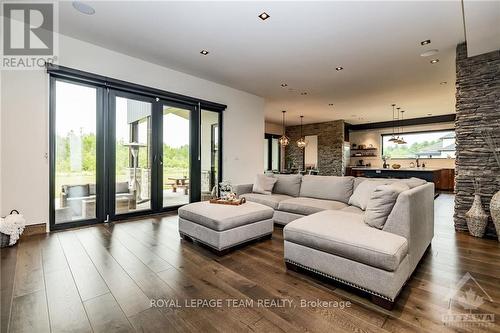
[201,110,220,200]
[162,105,191,207]
[53,80,99,225]
[112,93,154,215]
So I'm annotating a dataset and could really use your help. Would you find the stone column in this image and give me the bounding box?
[285,120,345,176]
[454,43,500,237]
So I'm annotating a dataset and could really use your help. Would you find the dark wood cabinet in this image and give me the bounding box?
[437,168,455,191]
[346,167,455,192]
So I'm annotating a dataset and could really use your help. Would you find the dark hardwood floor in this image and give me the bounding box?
[2,194,499,332]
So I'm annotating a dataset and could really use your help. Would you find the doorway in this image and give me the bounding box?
[49,67,225,231]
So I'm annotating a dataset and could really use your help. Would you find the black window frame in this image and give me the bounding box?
[48,65,225,231]
[264,133,281,171]
[380,128,456,160]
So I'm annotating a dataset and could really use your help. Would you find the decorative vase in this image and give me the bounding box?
[465,194,489,237]
[491,191,500,241]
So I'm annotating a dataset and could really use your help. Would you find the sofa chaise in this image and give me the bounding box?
[234,175,434,308]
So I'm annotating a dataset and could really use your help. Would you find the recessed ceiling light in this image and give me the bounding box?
[258,12,270,20]
[200,50,209,55]
[421,39,431,45]
[281,83,288,87]
[420,49,439,57]
[335,66,344,71]
[430,59,439,64]
[300,92,308,95]
[427,113,433,116]
[440,81,447,85]
[72,1,95,15]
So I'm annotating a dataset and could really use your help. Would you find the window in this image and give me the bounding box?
[49,65,225,230]
[381,130,456,159]
[264,134,281,171]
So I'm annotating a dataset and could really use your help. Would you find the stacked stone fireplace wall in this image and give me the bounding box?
[455,43,500,237]
[285,120,344,176]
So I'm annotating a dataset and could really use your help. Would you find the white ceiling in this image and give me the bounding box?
[56,1,495,125]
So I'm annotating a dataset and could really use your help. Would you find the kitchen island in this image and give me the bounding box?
[346,167,455,191]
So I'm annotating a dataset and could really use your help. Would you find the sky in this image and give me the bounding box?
[55,80,189,148]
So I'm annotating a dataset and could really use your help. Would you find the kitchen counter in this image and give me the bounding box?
[346,166,455,191]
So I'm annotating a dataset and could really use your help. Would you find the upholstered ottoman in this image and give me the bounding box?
[178,201,274,254]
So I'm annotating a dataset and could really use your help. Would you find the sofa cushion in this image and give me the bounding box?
[284,210,408,271]
[66,184,89,198]
[272,174,302,197]
[353,177,368,191]
[364,183,410,229]
[340,205,364,215]
[252,174,277,195]
[299,175,354,203]
[178,201,274,231]
[240,193,292,210]
[348,179,393,210]
[278,197,347,215]
[116,181,130,194]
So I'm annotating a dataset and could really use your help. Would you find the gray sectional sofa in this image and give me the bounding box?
[234,175,434,308]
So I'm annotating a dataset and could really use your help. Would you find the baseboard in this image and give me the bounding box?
[20,223,47,238]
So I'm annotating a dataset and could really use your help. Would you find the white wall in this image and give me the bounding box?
[1,34,265,226]
[265,121,282,135]
[349,122,456,169]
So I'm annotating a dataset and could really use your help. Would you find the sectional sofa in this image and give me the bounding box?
[234,175,434,308]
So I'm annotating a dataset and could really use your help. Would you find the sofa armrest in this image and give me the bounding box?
[233,184,253,197]
[383,182,434,273]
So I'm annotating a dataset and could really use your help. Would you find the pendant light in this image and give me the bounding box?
[398,110,407,144]
[394,107,402,143]
[297,115,307,149]
[388,104,398,142]
[279,110,290,146]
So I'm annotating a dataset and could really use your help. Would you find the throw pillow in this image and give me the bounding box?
[273,174,302,197]
[364,183,410,229]
[348,179,391,210]
[252,175,277,195]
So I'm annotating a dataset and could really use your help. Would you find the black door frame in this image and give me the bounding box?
[264,133,281,171]
[48,65,226,231]
[49,76,107,231]
[157,99,199,211]
[107,89,159,221]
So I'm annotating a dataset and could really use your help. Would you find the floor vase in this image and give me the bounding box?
[466,194,488,237]
[491,191,500,241]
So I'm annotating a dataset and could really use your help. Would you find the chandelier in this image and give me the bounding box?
[279,110,290,146]
[297,115,307,148]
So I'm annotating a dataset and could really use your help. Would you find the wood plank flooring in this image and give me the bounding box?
[2,194,499,333]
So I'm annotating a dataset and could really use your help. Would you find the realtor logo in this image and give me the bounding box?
[442,272,495,329]
[1,2,58,69]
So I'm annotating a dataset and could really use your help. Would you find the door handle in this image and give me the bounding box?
[154,154,163,165]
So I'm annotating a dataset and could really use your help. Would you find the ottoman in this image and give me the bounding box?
[178,201,274,254]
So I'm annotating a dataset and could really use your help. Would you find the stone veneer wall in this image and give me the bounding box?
[454,43,500,237]
[285,120,345,176]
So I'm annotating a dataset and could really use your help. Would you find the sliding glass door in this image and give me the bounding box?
[109,92,155,218]
[161,104,192,208]
[49,69,224,230]
[51,80,103,226]
[201,110,221,201]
